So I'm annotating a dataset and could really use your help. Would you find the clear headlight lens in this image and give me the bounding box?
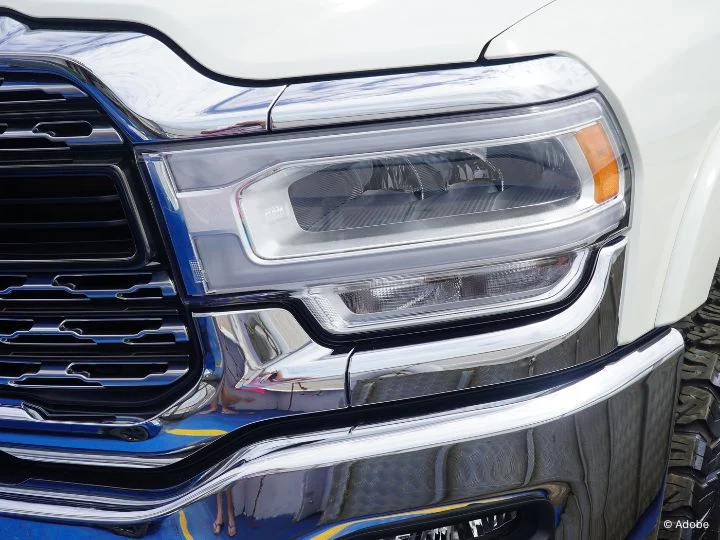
[141,93,629,334]
[238,138,584,260]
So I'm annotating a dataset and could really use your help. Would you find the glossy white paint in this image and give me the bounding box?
[485,0,720,343]
[656,123,720,326]
[3,0,552,80]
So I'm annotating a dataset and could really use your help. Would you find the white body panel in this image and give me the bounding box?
[656,127,720,326]
[485,0,720,343]
[3,0,551,80]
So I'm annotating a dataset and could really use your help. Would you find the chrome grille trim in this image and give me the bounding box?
[0,271,176,301]
[8,362,188,388]
[0,80,87,99]
[0,75,122,146]
[0,315,190,389]
[0,123,122,145]
[270,56,599,131]
[0,317,187,346]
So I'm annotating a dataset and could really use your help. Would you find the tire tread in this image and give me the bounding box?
[661,266,720,538]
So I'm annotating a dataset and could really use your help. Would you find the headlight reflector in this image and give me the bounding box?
[238,137,585,260]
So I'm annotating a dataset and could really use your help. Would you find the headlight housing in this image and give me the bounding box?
[141,93,629,334]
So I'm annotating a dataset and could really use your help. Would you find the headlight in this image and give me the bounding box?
[141,93,629,334]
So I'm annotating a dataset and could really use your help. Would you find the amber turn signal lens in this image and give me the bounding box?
[575,123,620,203]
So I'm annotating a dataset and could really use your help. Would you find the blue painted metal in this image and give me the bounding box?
[626,488,664,540]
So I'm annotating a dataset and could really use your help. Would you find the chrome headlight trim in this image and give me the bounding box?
[270,56,599,131]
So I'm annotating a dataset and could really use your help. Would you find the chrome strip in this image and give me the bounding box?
[349,239,625,405]
[0,446,183,469]
[192,309,349,409]
[0,329,682,524]
[1,124,122,145]
[0,17,284,141]
[270,56,598,131]
[0,317,187,345]
[0,271,177,301]
[0,80,86,98]
[0,17,597,141]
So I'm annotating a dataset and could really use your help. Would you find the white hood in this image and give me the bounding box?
[3,0,553,80]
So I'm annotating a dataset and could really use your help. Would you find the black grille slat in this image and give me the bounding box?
[0,168,137,262]
[0,240,136,260]
[0,194,121,205]
[0,80,85,101]
[0,91,67,106]
[0,319,32,334]
[0,173,117,197]
[0,362,40,378]
[0,219,129,229]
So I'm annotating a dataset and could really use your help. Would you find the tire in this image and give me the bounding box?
[660,266,720,539]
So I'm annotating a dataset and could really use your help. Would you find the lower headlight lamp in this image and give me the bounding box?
[301,250,586,333]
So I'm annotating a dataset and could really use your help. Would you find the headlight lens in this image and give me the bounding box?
[239,138,584,260]
[303,251,586,333]
[141,93,629,334]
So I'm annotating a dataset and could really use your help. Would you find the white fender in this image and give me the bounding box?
[656,124,720,326]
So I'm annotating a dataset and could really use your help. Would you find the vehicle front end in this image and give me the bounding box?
[0,2,718,538]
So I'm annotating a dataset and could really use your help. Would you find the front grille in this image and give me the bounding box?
[0,71,139,264]
[0,70,196,419]
[0,271,193,417]
[0,72,122,164]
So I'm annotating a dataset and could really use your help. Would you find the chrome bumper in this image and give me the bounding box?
[0,329,683,539]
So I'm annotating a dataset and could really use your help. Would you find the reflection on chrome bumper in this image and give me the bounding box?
[0,329,682,539]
